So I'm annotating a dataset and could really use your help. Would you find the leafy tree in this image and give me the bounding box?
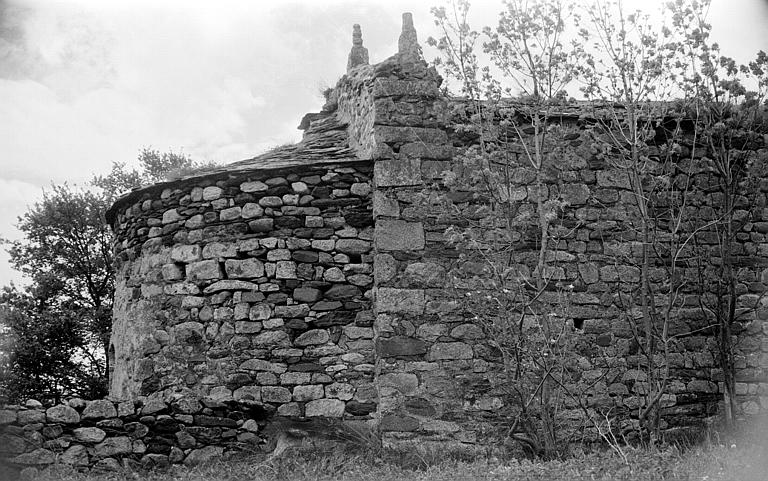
[577,0,686,444]
[93,147,205,201]
[667,0,768,426]
[428,0,766,454]
[0,287,105,403]
[1,148,209,403]
[3,184,114,403]
[430,0,605,458]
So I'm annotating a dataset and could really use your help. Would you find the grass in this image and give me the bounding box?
[19,419,768,481]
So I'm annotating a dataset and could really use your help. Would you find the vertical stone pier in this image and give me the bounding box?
[369,14,477,447]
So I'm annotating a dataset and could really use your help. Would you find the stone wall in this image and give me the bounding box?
[364,30,768,447]
[0,397,263,475]
[2,13,768,475]
[109,161,377,422]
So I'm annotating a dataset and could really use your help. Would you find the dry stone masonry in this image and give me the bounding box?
[2,12,767,474]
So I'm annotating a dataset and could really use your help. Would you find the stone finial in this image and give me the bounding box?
[347,24,369,72]
[398,12,421,59]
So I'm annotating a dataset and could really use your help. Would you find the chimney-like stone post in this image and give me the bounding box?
[347,24,369,72]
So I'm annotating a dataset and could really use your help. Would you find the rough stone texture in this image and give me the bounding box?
[73,427,107,443]
[82,400,117,420]
[45,405,80,424]
[184,446,223,466]
[14,13,757,471]
[375,220,425,251]
[305,399,345,417]
[347,24,369,72]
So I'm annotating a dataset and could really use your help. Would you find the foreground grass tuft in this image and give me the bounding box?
[20,420,768,481]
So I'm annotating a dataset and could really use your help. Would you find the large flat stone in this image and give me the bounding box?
[400,142,453,159]
[335,239,372,255]
[305,399,345,417]
[73,427,107,443]
[378,336,427,357]
[82,400,117,420]
[596,169,631,189]
[373,79,440,98]
[11,448,55,465]
[171,245,201,263]
[377,288,425,314]
[204,280,259,293]
[378,372,418,394]
[380,414,419,432]
[375,220,425,251]
[186,260,222,281]
[225,259,265,278]
[373,191,400,218]
[374,126,448,145]
[46,405,79,424]
[294,329,330,346]
[374,158,422,187]
[184,445,223,466]
[93,436,132,457]
[428,342,473,360]
[403,262,446,287]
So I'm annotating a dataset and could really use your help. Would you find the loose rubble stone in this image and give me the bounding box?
[184,446,223,466]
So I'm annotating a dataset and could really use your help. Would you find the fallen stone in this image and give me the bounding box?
[380,414,419,432]
[184,446,224,466]
[60,445,89,466]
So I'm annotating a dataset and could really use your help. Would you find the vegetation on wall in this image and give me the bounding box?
[428,0,767,456]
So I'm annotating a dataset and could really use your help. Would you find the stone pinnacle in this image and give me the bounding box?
[347,24,369,72]
[398,12,420,59]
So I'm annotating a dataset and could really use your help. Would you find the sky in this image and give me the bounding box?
[0,0,767,288]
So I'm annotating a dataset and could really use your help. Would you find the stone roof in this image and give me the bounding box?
[105,107,361,225]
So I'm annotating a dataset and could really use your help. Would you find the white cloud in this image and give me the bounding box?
[0,178,45,287]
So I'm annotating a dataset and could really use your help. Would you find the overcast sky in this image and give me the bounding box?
[1,0,767,287]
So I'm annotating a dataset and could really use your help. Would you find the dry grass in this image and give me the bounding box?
[16,418,768,481]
